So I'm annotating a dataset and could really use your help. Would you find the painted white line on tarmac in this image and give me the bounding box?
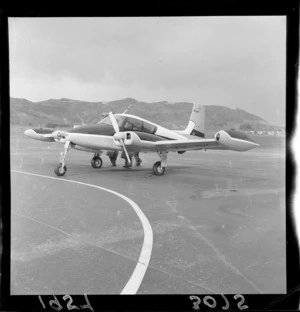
[11,169,153,295]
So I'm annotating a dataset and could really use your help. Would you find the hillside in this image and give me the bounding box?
[10,97,275,131]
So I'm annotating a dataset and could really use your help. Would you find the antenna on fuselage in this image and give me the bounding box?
[122,103,133,114]
[98,103,133,123]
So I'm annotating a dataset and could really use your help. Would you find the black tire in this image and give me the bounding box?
[54,164,67,176]
[153,161,165,176]
[91,156,103,169]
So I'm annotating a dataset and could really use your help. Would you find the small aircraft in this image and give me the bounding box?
[24,103,259,176]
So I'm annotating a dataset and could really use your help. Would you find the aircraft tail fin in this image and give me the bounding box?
[183,103,205,138]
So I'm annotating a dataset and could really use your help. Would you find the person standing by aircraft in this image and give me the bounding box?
[121,151,142,168]
[134,152,142,166]
[106,150,118,166]
[122,151,132,168]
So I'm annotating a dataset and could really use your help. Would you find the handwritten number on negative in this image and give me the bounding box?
[190,296,201,310]
[49,295,63,311]
[63,295,80,310]
[38,294,94,311]
[189,294,248,310]
[234,294,249,310]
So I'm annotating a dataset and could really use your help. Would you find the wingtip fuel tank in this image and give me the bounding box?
[215,130,259,151]
[24,128,55,142]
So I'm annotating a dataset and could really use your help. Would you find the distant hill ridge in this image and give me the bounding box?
[10,97,278,131]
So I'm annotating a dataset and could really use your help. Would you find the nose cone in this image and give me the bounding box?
[114,132,127,141]
[24,129,36,138]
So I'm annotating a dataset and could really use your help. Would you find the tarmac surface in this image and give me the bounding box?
[10,126,286,294]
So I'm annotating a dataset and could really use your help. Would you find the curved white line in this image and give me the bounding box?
[11,170,153,295]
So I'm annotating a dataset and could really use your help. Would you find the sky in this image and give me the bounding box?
[8,16,286,126]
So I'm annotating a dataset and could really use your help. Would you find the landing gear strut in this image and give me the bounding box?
[54,141,71,176]
[153,151,167,176]
[91,153,103,169]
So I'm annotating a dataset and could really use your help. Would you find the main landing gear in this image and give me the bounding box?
[91,153,103,169]
[153,161,165,176]
[153,151,167,176]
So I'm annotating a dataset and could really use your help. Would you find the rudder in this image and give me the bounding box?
[183,103,205,138]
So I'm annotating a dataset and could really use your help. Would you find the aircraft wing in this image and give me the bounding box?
[24,127,259,154]
[135,130,259,152]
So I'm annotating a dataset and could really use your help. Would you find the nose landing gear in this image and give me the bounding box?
[54,164,67,176]
[54,141,71,176]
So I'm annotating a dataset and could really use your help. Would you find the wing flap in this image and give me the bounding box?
[151,138,221,152]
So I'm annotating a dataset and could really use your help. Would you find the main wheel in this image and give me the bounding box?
[153,161,165,176]
[54,164,67,176]
[91,156,103,169]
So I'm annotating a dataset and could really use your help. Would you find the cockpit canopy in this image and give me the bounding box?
[100,115,157,134]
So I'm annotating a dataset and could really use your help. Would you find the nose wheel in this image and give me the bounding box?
[54,164,67,176]
[91,155,103,168]
[54,141,71,176]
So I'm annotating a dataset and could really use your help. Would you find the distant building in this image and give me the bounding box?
[257,130,263,135]
[268,131,275,135]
